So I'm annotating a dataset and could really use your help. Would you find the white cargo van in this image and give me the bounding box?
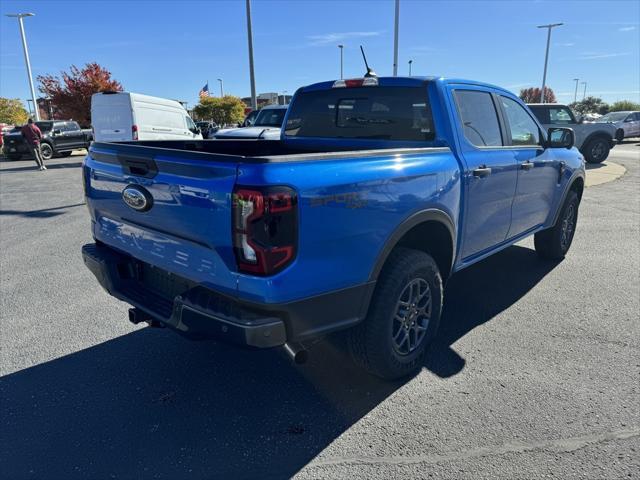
[91,92,202,142]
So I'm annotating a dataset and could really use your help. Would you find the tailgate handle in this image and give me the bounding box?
[118,154,158,178]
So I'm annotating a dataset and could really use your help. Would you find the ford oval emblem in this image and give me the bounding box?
[122,185,153,212]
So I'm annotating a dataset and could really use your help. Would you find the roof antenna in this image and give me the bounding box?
[360,45,377,78]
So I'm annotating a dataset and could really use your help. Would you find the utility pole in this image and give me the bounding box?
[537,23,563,103]
[408,59,413,76]
[217,78,224,97]
[6,12,40,120]
[393,0,400,76]
[581,81,587,100]
[245,0,257,110]
[338,44,344,79]
[573,78,579,103]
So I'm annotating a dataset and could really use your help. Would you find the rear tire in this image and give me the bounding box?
[40,143,54,161]
[583,137,610,164]
[348,247,443,380]
[534,190,579,260]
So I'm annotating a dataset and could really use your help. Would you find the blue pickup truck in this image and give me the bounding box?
[82,76,584,379]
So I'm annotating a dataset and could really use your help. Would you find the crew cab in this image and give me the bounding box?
[2,120,92,161]
[82,76,584,379]
[527,103,616,163]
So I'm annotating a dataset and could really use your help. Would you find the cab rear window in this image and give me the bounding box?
[284,87,435,141]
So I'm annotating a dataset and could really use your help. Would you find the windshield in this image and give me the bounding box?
[597,112,628,122]
[284,86,435,141]
[254,108,286,127]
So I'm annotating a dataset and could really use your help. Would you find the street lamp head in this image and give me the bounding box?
[5,12,35,18]
[338,44,344,49]
[537,22,563,28]
[408,59,413,64]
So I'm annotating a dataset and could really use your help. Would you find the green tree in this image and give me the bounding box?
[0,98,29,125]
[569,96,609,115]
[609,100,640,112]
[38,62,123,127]
[193,96,246,126]
[519,87,556,103]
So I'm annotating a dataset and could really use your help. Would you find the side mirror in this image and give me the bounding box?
[53,129,61,135]
[547,127,574,149]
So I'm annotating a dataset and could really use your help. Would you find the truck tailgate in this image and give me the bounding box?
[83,143,239,295]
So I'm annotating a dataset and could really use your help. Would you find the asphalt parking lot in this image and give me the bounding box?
[1,143,638,479]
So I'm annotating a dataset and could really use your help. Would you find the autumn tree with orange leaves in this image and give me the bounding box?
[38,63,123,127]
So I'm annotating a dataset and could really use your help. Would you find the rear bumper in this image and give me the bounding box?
[2,141,30,155]
[82,243,374,348]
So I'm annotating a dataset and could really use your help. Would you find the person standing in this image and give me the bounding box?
[21,119,46,171]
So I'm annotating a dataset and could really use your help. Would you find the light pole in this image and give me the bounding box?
[392,0,400,76]
[537,22,563,103]
[408,59,413,76]
[6,12,40,120]
[217,78,224,97]
[581,81,587,100]
[245,0,257,110]
[573,78,579,103]
[338,44,344,79]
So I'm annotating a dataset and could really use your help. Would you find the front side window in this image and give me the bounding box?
[285,87,435,141]
[500,96,541,146]
[548,107,574,124]
[453,90,502,147]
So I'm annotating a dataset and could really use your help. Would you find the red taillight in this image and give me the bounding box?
[132,124,139,140]
[232,186,297,276]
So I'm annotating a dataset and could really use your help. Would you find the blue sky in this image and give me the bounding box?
[1,0,638,110]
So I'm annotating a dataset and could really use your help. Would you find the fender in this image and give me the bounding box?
[580,130,614,149]
[549,171,586,227]
[368,208,456,281]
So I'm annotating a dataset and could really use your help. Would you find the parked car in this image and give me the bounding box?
[195,121,218,139]
[2,120,93,161]
[593,111,640,141]
[82,75,584,380]
[527,103,616,163]
[213,104,287,140]
[91,91,202,142]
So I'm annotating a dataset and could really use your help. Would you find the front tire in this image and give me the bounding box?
[534,190,579,260]
[40,143,54,161]
[583,137,610,164]
[348,247,443,380]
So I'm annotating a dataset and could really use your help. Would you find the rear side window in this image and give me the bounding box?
[500,96,541,146]
[529,106,548,124]
[284,87,435,141]
[453,90,502,147]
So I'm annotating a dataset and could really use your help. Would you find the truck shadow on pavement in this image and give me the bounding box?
[0,202,86,219]
[0,246,556,479]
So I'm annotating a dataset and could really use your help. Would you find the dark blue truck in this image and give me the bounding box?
[82,76,584,379]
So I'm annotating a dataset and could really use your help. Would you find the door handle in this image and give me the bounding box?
[521,161,534,171]
[472,166,492,178]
